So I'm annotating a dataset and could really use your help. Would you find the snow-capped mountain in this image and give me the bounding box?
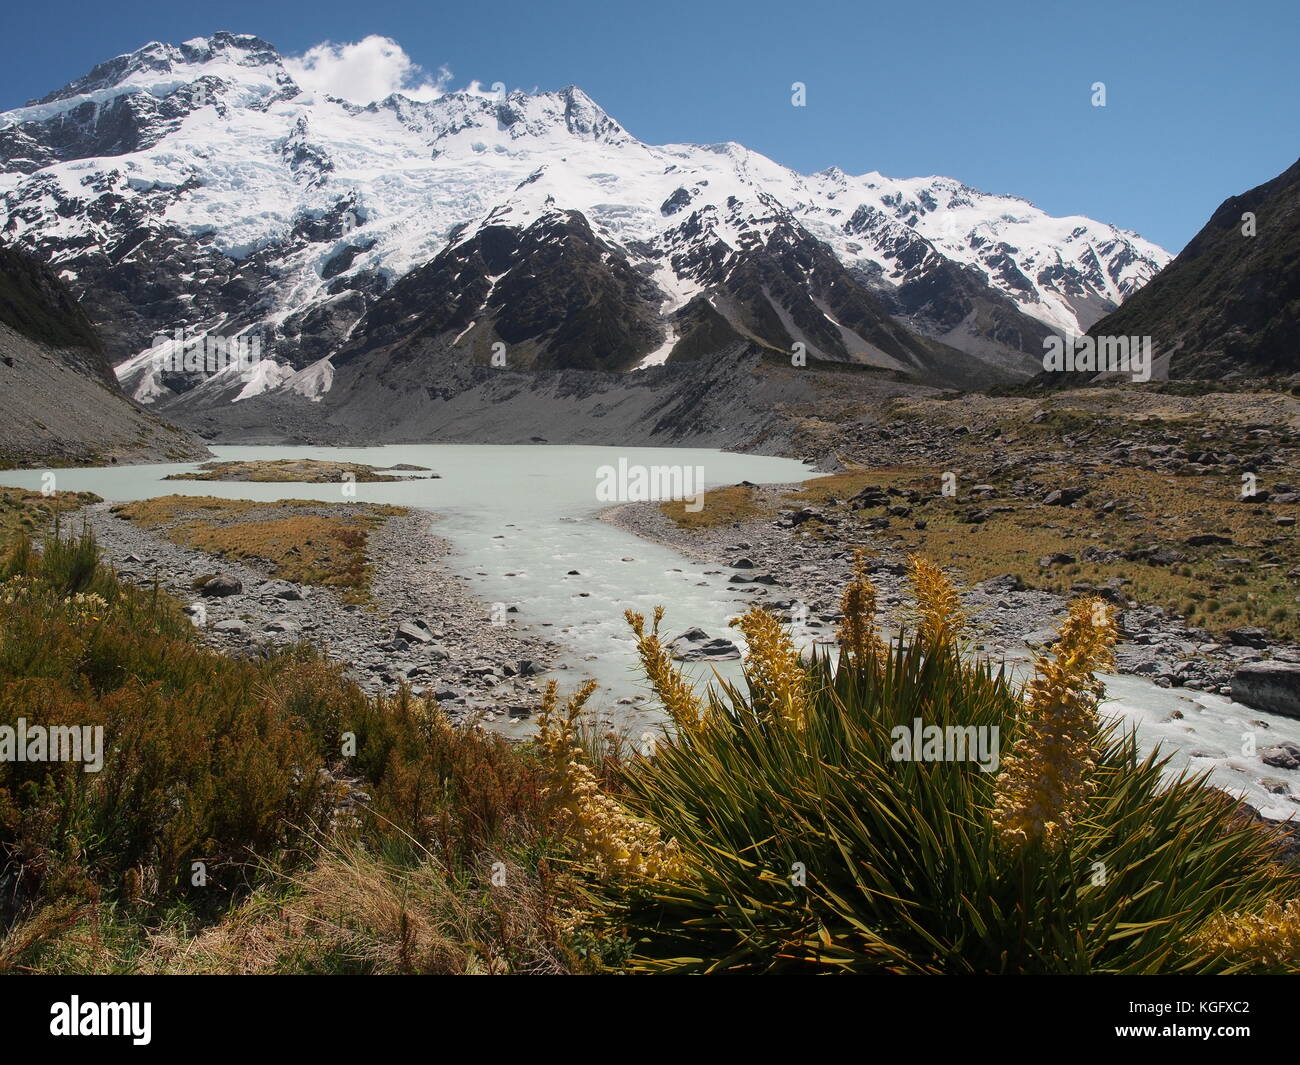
[0,32,1171,409]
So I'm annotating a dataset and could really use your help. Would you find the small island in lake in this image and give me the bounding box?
[164,458,438,483]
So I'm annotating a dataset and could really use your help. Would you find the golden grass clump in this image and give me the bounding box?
[136,844,568,975]
[1193,900,1300,971]
[624,607,706,733]
[730,606,810,730]
[907,554,966,647]
[837,548,884,666]
[992,597,1118,852]
[535,680,684,879]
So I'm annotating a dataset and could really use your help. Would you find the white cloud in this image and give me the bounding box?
[285,36,450,104]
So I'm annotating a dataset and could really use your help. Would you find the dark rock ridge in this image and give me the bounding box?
[1062,156,1300,381]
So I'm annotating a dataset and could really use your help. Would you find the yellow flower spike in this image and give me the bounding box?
[907,555,966,649]
[624,609,706,733]
[731,605,810,730]
[992,596,1118,853]
[837,548,884,667]
[534,677,684,880]
[1193,900,1300,969]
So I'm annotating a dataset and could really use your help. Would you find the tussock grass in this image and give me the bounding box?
[0,487,100,548]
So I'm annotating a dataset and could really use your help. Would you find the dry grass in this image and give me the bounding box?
[659,484,770,529]
[111,495,405,601]
[135,845,571,975]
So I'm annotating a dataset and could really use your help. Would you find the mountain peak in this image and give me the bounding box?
[33,32,285,108]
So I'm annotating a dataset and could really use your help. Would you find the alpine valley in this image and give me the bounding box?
[0,31,1173,448]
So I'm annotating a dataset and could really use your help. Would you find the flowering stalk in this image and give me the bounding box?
[837,549,884,667]
[907,555,966,649]
[992,597,1117,852]
[535,680,683,879]
[731,606,810,730]
[1193,900,1300,969]
[625,607,705,733]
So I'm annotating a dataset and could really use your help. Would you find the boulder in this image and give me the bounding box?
[981,573,1026,594]
[1227,627,1270,649]
[668,628,741,662]
[1185,533,1233,547]
[1261,742,1300,771]
[395,620,433,644]
[200,575,242,598]
[1231,662,1300,718]
[1023,627,1060,650]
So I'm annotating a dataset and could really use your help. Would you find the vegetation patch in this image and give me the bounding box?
[111,496,406,601]
[165,458,433,483]
[0,486,100,548]
[5,530,1299,973]
[0,527,579,974]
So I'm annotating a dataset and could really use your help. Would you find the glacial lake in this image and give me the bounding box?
[3,443,1299,819]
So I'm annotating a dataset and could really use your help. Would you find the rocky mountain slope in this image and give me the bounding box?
[1084,156,1300,379]
[0,243,208,466]
[0,32,1170,428]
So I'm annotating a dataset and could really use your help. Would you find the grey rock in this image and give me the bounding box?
[668,627,741,662]
[1261,742,1300,771]
[1232,662,1300,718]
[200,575,242,597]
[1023,627,1060,650]
[1227,627,1271,649]
[395,620,433,644]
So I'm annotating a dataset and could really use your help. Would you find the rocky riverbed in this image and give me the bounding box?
[84,502,561,729]
[601,491,1300,710]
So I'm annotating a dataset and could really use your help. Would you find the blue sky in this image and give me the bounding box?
[2,0,1296,252]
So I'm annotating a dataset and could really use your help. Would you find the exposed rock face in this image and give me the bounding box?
[1232,662,1300,718]
[333,211,665,373]
[0,243,209,466]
